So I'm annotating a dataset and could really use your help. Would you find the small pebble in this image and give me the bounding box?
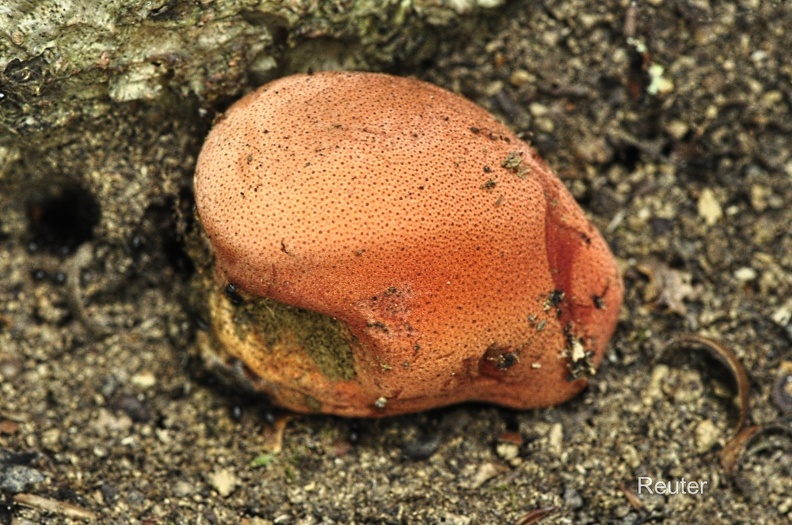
[0,465,46,493]
[0,355,22,380]
[749,184,770,212]
[173,480,195,498]
[771,302,792,327]
[620,444,640,468]
[733,267,757,282]
[468,462,501,489]
[665,119,689,140]
[209,468,238,497]
[99,483,118,504]
[697,188,722,226]
[131,370,157,389]
[563,486,584,510]
[402,431,442,461]
[495,431,523,464]
[695,419,720,453]
[548,423,563,455]
[495,441,520,462]
[112,395,152,423]
[509,69,533,86]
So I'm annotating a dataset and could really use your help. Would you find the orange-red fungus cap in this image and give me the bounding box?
[194,71,623,417]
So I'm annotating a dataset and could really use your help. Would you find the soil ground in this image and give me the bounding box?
[2,0,791,523]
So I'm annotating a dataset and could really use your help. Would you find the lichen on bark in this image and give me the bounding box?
[0,0,499,247]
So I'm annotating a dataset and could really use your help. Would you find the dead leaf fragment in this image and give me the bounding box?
[636,258,698,316]
[514,507,557,525]
[0,420,20,435]
[14,493,97,520]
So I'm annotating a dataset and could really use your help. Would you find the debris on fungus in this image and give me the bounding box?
[192,71,623,417]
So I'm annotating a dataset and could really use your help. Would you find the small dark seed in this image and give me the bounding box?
[593,295,605,309]
[225,284,243,306]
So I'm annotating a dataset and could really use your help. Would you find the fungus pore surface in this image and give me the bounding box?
[193,71,623,417]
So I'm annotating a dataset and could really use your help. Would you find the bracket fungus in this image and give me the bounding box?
[192,71,623,417]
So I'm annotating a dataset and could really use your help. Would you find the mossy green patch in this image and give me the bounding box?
[230,291,356,382]
[188,223,356,382]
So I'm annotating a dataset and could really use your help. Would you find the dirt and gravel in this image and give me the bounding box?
[2,0,791,523]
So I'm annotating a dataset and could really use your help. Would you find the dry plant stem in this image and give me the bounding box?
[719,425,762,473]
[14,493,97,521]
[720,424,792,473]
[0,409,27,423]
[262,415,292,454]
[618,482,644,510]
[513,506,557,525]
[65,243,112,338]
[667,334,750,433]
[663,334,752,471]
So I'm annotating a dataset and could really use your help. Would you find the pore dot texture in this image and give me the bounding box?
[194,71,623,416]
